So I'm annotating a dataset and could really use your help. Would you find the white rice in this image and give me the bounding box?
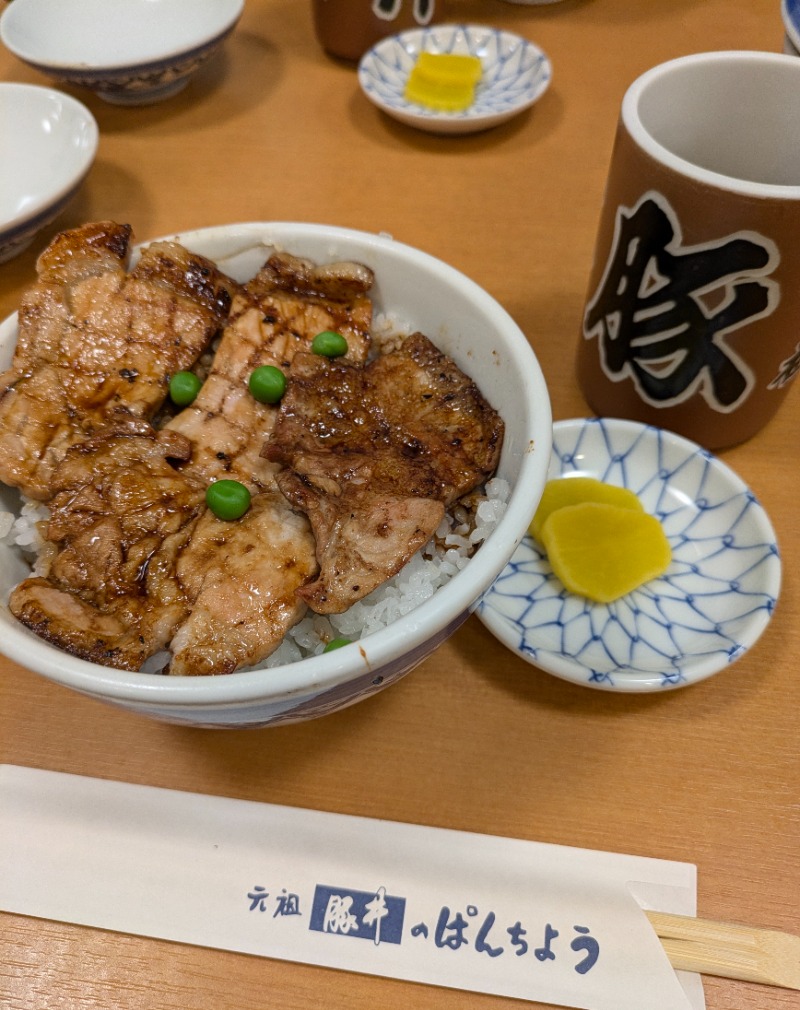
[1,499,50,570]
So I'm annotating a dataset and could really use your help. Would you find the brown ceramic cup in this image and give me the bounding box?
[577,51,800,450]
[311,0,441,63]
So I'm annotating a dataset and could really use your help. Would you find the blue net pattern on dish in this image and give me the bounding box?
[477,418,781,690]
[359,24,551,119]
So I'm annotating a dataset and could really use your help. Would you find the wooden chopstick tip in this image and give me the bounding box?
[645,910,800,991]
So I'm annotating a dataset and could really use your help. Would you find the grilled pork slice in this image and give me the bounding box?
[272,449,446,614]
[164,252,375,675]
[0,222,236,500]
[9,423,206,671]
[167,490,318,676]
[166,253,374,486]
[263,333,505,614]
[11,221,132,372]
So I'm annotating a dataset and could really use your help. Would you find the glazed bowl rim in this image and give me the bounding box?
[0,0,245,72]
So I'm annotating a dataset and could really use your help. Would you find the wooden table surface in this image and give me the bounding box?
[1,2,797,1008]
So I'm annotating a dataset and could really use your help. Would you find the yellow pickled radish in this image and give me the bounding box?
[529,476,643,542]
[404,52,482,112]
[541,501,672,603]
[413,52,483,85]
[404,76,474,111]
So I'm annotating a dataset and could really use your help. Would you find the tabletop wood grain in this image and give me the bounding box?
[1,2,798,1009]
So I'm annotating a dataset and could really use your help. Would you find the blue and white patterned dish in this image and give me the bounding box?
[477,418,781,692]
[782,0,800,54]
[358,23,552,135]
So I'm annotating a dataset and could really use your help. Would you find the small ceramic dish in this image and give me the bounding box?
[358,23,552,135]
[0,83,98,264]
[477,417,781,692]
[783,0,800,54]
[0,0,244,106]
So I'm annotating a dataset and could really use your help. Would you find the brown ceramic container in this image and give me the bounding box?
[312,0,441,63]
[577,52,800,449]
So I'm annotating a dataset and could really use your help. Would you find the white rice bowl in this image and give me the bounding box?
[0,222,552,728]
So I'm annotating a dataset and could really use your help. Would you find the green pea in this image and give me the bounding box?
[206,479,251,521]
[323,637,351,653]
[248,364,287,404]
[169,370,202,406]
[311,330,348,358]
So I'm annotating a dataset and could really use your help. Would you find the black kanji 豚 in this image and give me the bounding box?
[583,193,779,412]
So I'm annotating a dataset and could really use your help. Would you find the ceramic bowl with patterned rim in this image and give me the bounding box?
[0,84,98,264]
[358,23,552,134]
[477,417,781,692]
[0,222,552,728]
[0,0,244,106]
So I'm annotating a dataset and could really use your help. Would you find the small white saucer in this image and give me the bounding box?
[476,418,781,692]
[357,23,552,135]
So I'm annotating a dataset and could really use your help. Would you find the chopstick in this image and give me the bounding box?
[646,911,800,990]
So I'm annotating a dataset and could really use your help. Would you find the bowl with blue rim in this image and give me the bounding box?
[0,221,553,728]
[0,83,98,264]
[0,0,244,106]
[783,0,800,55]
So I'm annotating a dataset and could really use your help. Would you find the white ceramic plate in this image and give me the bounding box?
[476,417,781,692]
[358,23,552,135]
[0,83,98,262]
